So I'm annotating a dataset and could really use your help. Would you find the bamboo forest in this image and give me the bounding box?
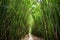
[0,0,60,40]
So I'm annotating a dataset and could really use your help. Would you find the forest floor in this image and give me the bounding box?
[20,34,44,40]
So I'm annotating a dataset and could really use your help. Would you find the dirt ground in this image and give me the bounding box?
[20,34,44,40]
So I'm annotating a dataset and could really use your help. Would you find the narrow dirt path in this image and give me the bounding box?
[20,34,44,40]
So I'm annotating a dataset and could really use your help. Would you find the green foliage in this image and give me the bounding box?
[0,0,60,40]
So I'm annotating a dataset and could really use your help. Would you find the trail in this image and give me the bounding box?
[20,34,44,40]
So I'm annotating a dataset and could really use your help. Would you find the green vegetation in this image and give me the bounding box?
[0,0,60,40]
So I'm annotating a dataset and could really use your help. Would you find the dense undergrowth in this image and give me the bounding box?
[0,0,60,40]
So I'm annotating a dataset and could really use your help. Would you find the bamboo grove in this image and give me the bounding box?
[0,0,60,40]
